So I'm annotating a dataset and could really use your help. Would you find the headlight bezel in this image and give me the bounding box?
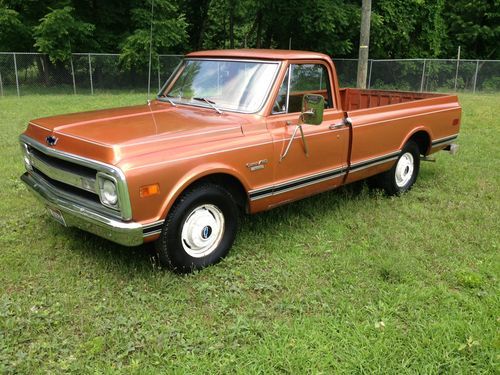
[96,172,120,210]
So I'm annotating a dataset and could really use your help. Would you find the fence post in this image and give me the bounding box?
[70,55,76,95]
[472,60,479,94]
[367,59,373,89]
[13,53,20,97]
[88,53,94,95]
[454,46,461,91]
[0,70,3,97]
[157,55,161,92]
[420,59,426,92]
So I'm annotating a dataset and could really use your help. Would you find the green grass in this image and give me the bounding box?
[1,92,499,373]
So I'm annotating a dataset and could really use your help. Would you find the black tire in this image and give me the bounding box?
[377,140,421,196]
[155,183,238,273]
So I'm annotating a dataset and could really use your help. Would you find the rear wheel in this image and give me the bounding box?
[155,183,238,273]
[377,140,420,195]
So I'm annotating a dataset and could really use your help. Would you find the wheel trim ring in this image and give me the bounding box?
[395,152,414,187]
[181,204,225,258]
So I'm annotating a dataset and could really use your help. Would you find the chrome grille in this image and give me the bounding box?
[28,147,98,194]
[20,134,133,221]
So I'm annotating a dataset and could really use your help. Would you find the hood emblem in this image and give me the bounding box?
[46,136,58,146]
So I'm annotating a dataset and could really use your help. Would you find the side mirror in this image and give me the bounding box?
[300,94,324,125]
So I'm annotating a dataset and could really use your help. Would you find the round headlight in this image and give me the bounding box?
[102,179,118,205]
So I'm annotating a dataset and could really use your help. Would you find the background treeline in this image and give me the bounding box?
[0,0,498,67]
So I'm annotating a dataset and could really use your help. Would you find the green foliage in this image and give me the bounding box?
[0,7,31,51]
[119,0,187,70]
[370,0,446,58]
[0,0,499,62]
[442,0,500,59]
[33,6,94,63]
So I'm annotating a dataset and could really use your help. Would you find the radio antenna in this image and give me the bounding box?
[147,0,155,99]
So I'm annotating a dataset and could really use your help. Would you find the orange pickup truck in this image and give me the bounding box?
[20,49,461,272]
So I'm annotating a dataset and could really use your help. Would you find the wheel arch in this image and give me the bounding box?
[159,165,250,221]
[401,127,432,156]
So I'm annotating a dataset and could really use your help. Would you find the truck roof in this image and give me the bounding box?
[186,49,332,61]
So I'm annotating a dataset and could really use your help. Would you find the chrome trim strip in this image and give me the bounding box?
[20,134,133,220]
[142,220,165,230]
[432,134,458,147]
[143,229,162,237]
[249,166,346,201]
[350,156,399,173]
[29,152,97,194]
[249,150,402,201]
[432,134,459,144]
[142,220,164,237]
[350,151,401,169]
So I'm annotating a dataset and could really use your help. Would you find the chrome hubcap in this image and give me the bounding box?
[181,204,225,258]
[395,152,414,187]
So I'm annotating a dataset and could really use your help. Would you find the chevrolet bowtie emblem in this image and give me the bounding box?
[46,135,58,146]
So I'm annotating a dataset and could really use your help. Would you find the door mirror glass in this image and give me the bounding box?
[301,94,324,125]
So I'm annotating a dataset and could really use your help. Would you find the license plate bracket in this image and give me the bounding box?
[47,207,67,227]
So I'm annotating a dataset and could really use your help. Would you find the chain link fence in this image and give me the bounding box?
[333,58,500,93]
[0,53,498,96]
[0,52,182,96]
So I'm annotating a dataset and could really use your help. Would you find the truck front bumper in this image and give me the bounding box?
[21,172,146,246]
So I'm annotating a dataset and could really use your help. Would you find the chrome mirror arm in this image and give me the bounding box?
[280,121,309,162]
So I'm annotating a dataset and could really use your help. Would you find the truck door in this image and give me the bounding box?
[265,62,350,205]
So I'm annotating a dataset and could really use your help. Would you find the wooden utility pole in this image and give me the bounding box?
[356,0,371,89]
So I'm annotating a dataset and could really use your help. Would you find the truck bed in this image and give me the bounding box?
[339,88,446,111]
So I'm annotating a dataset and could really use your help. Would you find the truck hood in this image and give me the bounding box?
[24,101,247,164]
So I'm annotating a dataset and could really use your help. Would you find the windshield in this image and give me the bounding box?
[161,59,279,113]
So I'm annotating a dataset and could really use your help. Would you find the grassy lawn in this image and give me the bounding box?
[0,92,499,373]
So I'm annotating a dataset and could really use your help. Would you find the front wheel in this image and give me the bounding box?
[377,140,421,195]
[155,183,238,273]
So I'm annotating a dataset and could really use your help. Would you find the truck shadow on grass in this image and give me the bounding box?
[58,180,361,273]
[60,168,439,275]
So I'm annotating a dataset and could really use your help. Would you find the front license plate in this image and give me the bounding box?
[47,207,67,227]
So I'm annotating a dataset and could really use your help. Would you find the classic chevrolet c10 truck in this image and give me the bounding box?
[20,49,461,272]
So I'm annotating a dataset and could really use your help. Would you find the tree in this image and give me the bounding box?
[0,7,31,51]
[369,0,446,58]
[442,0,500,59]
[119,0,188,70]
[33,6,95,63]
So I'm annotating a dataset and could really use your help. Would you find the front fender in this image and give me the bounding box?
[158,162,251,221]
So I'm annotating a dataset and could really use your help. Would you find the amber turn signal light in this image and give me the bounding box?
[140,183,160,198]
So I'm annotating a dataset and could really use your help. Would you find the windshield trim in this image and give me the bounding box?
[157,58,282,115]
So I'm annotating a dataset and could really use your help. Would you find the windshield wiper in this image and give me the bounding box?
[157,94,177,107]
[193,97,223,114]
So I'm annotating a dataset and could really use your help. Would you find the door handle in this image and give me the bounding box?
[329,123,345,130]
[329,117,352,130]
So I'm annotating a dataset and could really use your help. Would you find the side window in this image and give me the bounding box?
[272,63,332,115]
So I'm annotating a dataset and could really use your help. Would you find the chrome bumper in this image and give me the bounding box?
[21,172,145,246]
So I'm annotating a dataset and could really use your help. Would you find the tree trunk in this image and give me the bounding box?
[356,0,372,89]
[255,10,262,48]
[196,0,212,50]
[229,1,235,49]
